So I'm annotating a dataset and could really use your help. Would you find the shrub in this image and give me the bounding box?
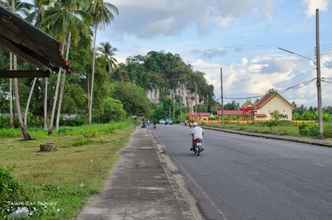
[324,124,332,138]
[98,97,127,123]
[0,168,27,216]
[0,115,10,128]
[299,123,320,137]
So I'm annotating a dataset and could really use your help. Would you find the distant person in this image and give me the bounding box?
[190,122,204,151]
[141,119,147,128]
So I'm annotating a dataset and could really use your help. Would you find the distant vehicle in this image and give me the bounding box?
[165,119,173,125]
[159,119,166,125]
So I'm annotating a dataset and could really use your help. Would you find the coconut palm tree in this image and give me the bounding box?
[0,0,32,15]
[88,0,118,124]
[43,0,88,133]
[1,0,33,139]
[98,42,118,74]
[1,0,33,129]
[25,0,50,26]
[27,0,53,130]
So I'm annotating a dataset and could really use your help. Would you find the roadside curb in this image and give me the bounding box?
[203,126,332,148]
[149,131,205,220]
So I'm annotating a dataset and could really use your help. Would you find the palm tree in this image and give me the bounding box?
[24,78,37,127]
[0,0,32,15]
[98,42,118,74]
[43,0,88,133]
[1,0,32,129]
[26,0,52,130]
[25,0,50,27]
[1,0,33,140]
[88,0,118,124]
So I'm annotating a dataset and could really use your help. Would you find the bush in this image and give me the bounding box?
[299,123,320,137]
[111,82,151,117]
[0,115,10,128]
[324,124,332,138]
[0,168,27,216]
[0,114,43,129]
[97,97,127,123]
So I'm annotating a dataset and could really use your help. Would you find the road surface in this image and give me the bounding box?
[152,125,332,220]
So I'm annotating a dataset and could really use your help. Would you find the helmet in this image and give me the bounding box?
[193,122,198,127]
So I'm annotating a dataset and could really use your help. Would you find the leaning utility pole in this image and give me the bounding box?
[220,67,224,125]
[316,9,324,138]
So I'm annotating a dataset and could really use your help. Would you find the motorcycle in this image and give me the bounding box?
[192,139,203,157]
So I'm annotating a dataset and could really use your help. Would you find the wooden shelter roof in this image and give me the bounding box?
[0,6,69,77]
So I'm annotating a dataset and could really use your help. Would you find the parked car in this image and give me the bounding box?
[165,119,173,125]
[159,119,166,125]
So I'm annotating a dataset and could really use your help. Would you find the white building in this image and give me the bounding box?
[254,90,294,121]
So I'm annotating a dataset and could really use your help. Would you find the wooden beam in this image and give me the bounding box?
[0,70,50,78]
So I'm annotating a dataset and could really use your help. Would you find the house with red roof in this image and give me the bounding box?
[252,89,294,121]
[217,89,294,121]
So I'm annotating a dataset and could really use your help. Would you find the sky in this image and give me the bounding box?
[99,0,332,107]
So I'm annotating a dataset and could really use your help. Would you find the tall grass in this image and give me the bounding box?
[0,120,133,139]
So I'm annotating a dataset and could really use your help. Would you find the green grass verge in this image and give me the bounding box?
[205,122,332,138]
[0,120,135,219]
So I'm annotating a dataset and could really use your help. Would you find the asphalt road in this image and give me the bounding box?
[152,125,332,220]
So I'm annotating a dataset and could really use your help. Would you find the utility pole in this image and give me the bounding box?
[194,83,197,113]
[220,67,224,125]
[316,8,324,138]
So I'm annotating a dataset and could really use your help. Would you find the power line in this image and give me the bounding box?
[280,78,316,93]
[278,47,315,64]
[322,79,332,84]
[215,78,316,101]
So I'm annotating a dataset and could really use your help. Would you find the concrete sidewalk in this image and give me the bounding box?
[77,128,201,220]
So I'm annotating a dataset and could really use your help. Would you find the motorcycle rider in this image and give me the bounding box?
[191,122,204,152]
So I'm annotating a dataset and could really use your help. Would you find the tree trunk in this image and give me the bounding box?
[87,73,90,118]
[56,32,71,131]
[24,78,37,127]
[48,44,65,134]
[44,77,48,130]
[88,24,98,124]
[13,55,32,140]
[9,53,14,128]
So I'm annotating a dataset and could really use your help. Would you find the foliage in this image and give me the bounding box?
[0,168,27,218]
[113,51,214,102]
[0,168,26,202]
[111,82,151,117]
[95,97,127,122]
[224,101,240,110]
[0,122,134,219]
[298,123,320,137]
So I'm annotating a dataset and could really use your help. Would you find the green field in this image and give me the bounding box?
[0,121,135,220]
[204,121,332,139]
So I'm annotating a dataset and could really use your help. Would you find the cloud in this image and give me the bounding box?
[189,53,330,106]
[323,60,332,69]
[191,48,228,60]
[304,0,329,16]
[109,0,275,38]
